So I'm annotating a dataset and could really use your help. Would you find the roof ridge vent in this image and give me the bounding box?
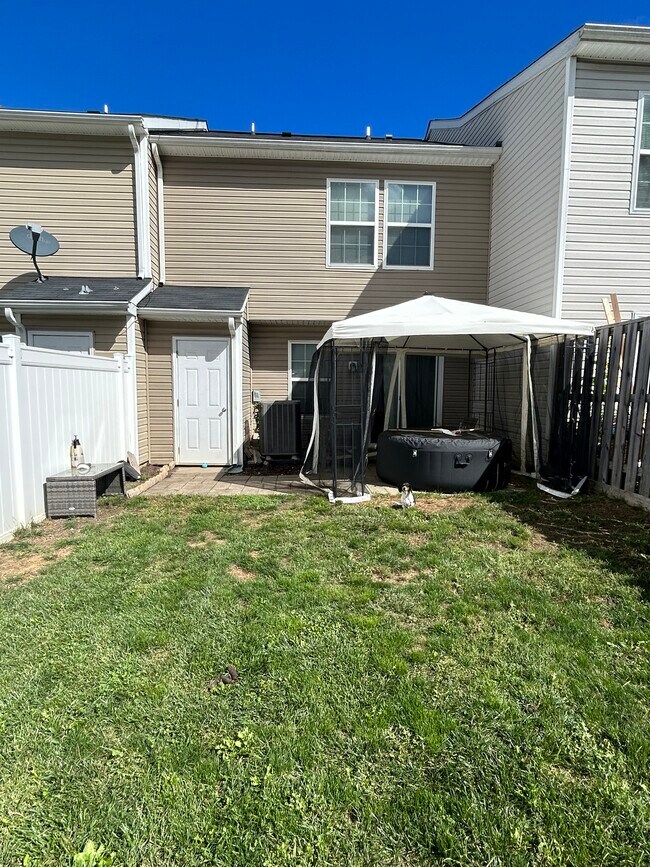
[385,133,393,139]
[281,131,292,137]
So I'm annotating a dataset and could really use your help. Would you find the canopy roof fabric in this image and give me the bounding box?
[319,295,594,352]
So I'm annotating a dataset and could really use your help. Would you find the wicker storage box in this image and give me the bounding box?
[46,478,99,518]
[45,463,126,519]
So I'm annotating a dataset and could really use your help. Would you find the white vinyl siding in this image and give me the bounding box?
[563,61,650,323]
[384,182,435,270]
[429,59,567,315]
[327,180,378,268]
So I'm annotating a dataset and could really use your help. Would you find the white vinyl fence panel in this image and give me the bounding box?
[0,344,18,541]
[0,334,136,542]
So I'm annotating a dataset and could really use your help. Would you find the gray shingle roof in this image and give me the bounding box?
[0,276,146,303]
[139,285,249,313]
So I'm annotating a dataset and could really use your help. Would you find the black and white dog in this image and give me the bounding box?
[398,482,416,509]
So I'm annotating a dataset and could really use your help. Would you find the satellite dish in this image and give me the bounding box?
[9,223,60,283]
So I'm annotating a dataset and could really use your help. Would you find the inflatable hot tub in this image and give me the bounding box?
[376,429,512,493]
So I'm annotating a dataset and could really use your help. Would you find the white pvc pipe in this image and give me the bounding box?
[3,307,26,342]
[151,142,166,283]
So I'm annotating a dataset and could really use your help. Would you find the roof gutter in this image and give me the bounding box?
[152,134,501,167]
[138,307,245,321]
[0,108,147,136]
[3,300,138,314]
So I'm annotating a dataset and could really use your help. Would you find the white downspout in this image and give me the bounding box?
[228,316,244,467]
[151,143,166,284]
[125,303,140,462]
[127,124,152,280]
[3,307,26,342]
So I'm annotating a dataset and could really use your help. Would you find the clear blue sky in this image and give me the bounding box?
[1,1,648,138]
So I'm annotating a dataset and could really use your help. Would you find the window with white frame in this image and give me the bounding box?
[384,182,435,268]
[634,94,650,210]
[289,341,318,412]
[327,180,378,267]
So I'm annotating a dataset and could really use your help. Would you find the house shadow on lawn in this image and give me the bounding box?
[485,477,650,601]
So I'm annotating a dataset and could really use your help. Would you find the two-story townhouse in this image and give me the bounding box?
[0,111,498,468]
[428,22,650,324]
[4,22,650,472]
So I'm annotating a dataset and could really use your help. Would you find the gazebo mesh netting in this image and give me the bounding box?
[300,336,593,501]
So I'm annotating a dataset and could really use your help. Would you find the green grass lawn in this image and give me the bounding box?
[0,483,648,866]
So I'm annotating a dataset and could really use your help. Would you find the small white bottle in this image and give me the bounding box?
[70,435,85,470]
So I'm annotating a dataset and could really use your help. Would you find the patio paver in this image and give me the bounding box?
[144,466,397,498]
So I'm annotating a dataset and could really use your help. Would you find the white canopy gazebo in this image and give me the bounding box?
[304,295,594,501]
[319,294,593,350]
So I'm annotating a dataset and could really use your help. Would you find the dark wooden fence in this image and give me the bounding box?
[550,316,650,507]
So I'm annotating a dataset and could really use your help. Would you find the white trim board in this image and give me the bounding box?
[630,91,650,215]
[552,55,576,319]
[426,23,650,139]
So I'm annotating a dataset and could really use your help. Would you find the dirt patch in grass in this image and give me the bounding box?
[0,546,73,585]
[372,567,420,585]
[228,564,256,582]
[242,515,267,529]
[416,495,474,514]
[0,516,99,585]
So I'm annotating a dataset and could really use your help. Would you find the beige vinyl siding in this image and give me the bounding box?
[148,145,160,284]
[146,321,230,465]
[0,133,136,286]
[563,61,650,323]
[163,159,491,320]
[431,60,567,315]
[134,317,150,463]
[19,314,126,356]
[250,324,325,404]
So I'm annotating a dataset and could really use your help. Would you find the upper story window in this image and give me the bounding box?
[384,182,435,269]
[633,93,650,211]
[327,180,378,268]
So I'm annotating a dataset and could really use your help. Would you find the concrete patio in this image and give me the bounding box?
[144,466,398,497]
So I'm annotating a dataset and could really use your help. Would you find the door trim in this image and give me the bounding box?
[172,335,231,465]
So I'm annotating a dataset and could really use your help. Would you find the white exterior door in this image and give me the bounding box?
[175,338,230,465]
